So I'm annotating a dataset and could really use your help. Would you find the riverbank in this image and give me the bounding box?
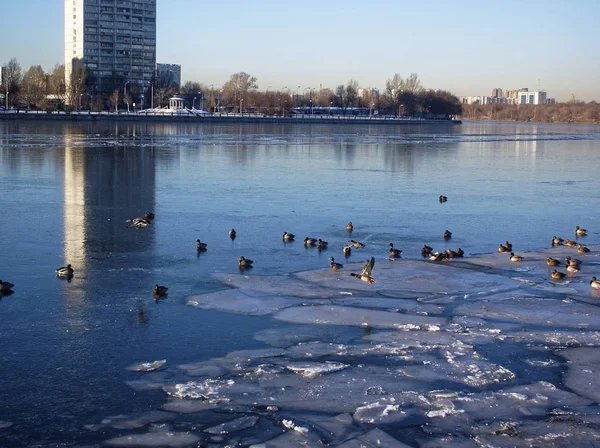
[0,110,461,125]
[460,103,600,124]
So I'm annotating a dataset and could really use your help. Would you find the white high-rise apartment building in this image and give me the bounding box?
[64,0,156,104]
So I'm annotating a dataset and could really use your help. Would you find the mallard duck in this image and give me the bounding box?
[304,237,317,246]
[144,211,155,221]
[343,245,352,256]
[421,245,433,257]
[283,231,295,242]
[317,239,328,249]
[509,252,524,262]
[565,256,582,266]
[238,256,253,268]
[498,244,509,253]
[566,264,580,274]
[229,229,236,239]
[346,222,354,232]
[547,257,560,266]
[444,230,452,239]
[0,280,15,292]
[565,239,577,247]
[126,217,151,228]
[329,257,343,271]
[153,284,168,296]
[504,241,513,251]
[349,257,375,284]
[576,226,588,236]
[429,252,446,262]
[349,239,365,249]
[551,270,566,280]
[56,264,74,277]
[456,248,464,257]
[591,277,600,290]
[578,244,590,253]
[445,249,458,258]
[389,243,402,258]
[196,239,207,251]
[439,195,448,203]
[552,236,564,246]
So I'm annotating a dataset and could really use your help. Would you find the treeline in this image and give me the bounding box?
[461,102,600,124]
[1,56,462,117]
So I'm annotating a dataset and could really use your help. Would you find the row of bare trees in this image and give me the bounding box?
[462,102,600,124]
[1,57,461,117]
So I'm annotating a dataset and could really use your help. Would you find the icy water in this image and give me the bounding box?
[1,120,600,447]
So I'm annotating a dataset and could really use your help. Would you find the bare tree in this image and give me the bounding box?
[221,72,258,108]
[345,80,359,109]
[21,65,47,109]
[3,58,23,107]
[67,60,88,108]
[385,74,403,116]
[110,90,119,112]
[48,64,66,104]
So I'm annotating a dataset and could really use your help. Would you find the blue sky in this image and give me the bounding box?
[1,0,598,101]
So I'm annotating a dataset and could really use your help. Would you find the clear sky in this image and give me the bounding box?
[1,0,598,101]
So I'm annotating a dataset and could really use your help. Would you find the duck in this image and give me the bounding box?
[238,256,253,269]
[591,277,600,290]
[439,195,448,203]
[349,257,375,284]
[547,257,560,266]
[349,239,365,249]
[576,226,588,236]
[498,244,509,253]
[126,217,151,228]
[429,252,446,262]
[565,256,582,267]
[421,245,433,257]
[445,249,458,258]
[153,284,168,296]
[343,245,352,256]
[229,229,236,240]
[389,243,402,258]
[509,252,524,262]
[566,264,580,274]
[329,257,343,271]
[552,236,564,246]
[0,280,15,292]
[577,244,590,253]
[304,237,317,247]
[196,239,207,251]
[504,241,513,251]
[317,239,329,249]
[565,239,577,247]
[56,264,74,277]
[443,230,452,239]
[144,211,155,221]
[456,248,464,257]
[283,231,295,242]
[551,270,566,280]
[346,222,354,232]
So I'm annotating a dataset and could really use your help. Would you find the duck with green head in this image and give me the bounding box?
[238,256,253,269]
[389,243,402,258]
[329,257,343,271]
[590,277,600,290]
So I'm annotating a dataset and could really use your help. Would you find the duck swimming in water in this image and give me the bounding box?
[238,256,253,269]
[318,239,328,249]
[283,232,295,242]
[153,284,168,296]
[346,222,354,232]
[551,270,566,280]
[547,257,560,266]
[509,252,524,262]
[196,239,207,251]
[576,226,588,236]
[591,277,600,290]
[0,280,15,292]
[56,264,74,278]
[229,229,236,240]
[439,195,448,203]
[126,217,151,229]
[329,257,343,271]
[444,230,452,239]
[578,244,590,253]
[304,237,317,247]
[349,257,375,284]
[389,243,402,258]
[421,245,433,257]
[343,245,352,256]
[552,236,564,246]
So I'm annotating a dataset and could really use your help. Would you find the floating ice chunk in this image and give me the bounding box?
[560,347,600,402]
[353,401,406,424]
[127,360,166,372]
[331,296,444,315]
[226,348,288,359]
[300,413,363,443]
[99,411,176,430]
[337,428,414,448]
[163,379,234,400]
[364,330,459,350]
[286,361,349,378]
[187,289,304,315]
[162,400,217,414]
[0,421,13,429]
[282,419,309,434]
[504,330,600,347]
[254,326,351,348]
[253,427,325,447]
[274,305,445,330]
[204,415,259,434]
[105,430,200,447]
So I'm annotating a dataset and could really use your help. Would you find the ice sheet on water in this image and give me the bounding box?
[560,347,600,403]
[331,296,444,315]
[90,410,177,430]
[254,326,352,348]
[337,428,414,448]
[274,305,446,330]
[0,421,13,429]
[204,415,259,434]
[286,361,349,378]
[187,289,305,315]
[127,359,167,372]
[213,272,338,298]
[161,400,218,414]
[105,430,200,447]
[299,413,364,443]
[504,330,600,347]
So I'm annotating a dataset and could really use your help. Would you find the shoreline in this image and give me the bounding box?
[0,111,461,125]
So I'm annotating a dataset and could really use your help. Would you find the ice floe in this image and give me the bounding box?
[127,359,167,372]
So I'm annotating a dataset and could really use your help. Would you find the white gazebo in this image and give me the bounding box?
[168,97,185,110]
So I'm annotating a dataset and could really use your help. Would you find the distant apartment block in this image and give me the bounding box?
[64,0,157,101]
[156,63,181,88]
[462,88,548,105]
[358,88,380,100]
[518,90,547,105]
[491,88,503,98]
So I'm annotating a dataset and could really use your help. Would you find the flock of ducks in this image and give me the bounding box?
[2,204,599,298]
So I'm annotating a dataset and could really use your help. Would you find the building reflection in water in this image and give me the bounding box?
[62,126,157,308]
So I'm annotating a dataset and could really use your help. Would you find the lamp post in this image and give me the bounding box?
[124,80,130,112]
[141,94,144,110]
[199,92,203,111]
[147,81,154,109]
[193,97,196,109]
[240,98,243,115]
[265,85,272,114]
[79,93,82,111]
[296,85,300,107]
[210,84,214,112]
